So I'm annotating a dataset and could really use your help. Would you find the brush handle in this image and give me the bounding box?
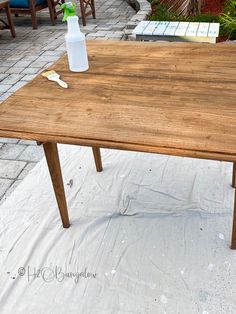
[56,78,68,89]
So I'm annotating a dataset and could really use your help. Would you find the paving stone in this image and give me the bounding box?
[44,62,54,68]
[18,139,37,145]
[0,66,10,73]
[95,37,109,40]
[37,54,61,62]
[86,32,105,37]
[23,54,43,61]
[0,178,14,199]
[82,25,97,31]
[30,60,48,68]
[115,31,125,35]
[106,21,118,25]
[22,67,41,75]
[5,67,25,74]
[42,50,65,56]
[6,54,25,61]
[0,49,11,55]
[106,35,123,40]
[16,43,33,50]
[0,73,9,81]
[1,74,24,85]
[8,81,28,93]
[0,92,12,102]
[0,160,26,179]
[86,36,97,40]
[0,138,19,144]
[0,144,26,160]
[18,162,37,180]
[14,60,32,67]
[55,45,66,52]
[17,145,44,162]
[0,85,12,93]
[112,24,126,31]
[22,74,37,81]
[96,30,111,35]
[3,60,17,67]
[95,26,113,31]
[0,179,22,205]
[6,43,23,50]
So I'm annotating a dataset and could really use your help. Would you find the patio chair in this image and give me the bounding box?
[79,0,95,26]
[0,0,16,37]
[9,0,64,29]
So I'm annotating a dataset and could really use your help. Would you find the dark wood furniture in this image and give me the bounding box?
[0,41,235,248]
[0,0,16,37]
[79,0,95,26]
[10,0,64,29]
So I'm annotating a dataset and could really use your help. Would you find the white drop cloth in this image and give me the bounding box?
[0,145,235,314]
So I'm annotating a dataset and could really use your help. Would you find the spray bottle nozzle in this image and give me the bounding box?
[60,2,77,22]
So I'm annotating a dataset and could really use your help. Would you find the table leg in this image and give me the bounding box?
[232,162,236,188]
[92,147,103,172]
[43,142,70,228]
[231,163,236,249]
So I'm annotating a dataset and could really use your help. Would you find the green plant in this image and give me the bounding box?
[148,0,236,39]
[149,1,182,21]
[149,1,219,23]
[162,0,205,17]
[219,0,236,39]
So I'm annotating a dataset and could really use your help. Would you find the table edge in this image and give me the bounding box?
[0,129,235,163]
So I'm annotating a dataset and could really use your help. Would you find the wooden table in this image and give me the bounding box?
[0,41,236,248]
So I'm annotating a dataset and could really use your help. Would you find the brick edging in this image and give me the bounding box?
[125,0,152,31]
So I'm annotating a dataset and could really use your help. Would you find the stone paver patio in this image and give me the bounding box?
[0,0,136,203]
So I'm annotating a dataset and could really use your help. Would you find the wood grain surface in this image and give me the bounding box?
[0,41,236,162]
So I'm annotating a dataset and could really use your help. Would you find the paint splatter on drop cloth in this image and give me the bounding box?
[207,264,214,271]
[218,233,225,240]
[160,295,168,304]
[66,179,73,188]
[150,283,156,289]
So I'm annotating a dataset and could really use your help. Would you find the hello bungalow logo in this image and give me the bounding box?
[16,265,97,284]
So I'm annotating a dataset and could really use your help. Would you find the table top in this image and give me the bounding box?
[0,41,236,162]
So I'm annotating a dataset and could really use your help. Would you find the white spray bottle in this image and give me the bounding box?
[61,2,89,72]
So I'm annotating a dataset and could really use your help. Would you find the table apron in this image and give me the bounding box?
[0,130,235,163]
